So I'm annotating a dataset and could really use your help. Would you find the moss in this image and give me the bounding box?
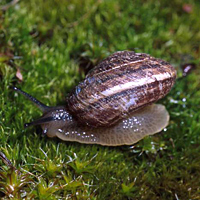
[0,0,200,199]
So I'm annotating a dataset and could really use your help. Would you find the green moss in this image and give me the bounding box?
[0,0,200,199]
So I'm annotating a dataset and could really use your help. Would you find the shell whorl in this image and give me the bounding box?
[67,51,176,127]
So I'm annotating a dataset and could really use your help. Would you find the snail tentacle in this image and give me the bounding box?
[24,116,54,128]
[13,87,50,112]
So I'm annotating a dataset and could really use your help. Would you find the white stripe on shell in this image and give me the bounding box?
[101,72,171,96]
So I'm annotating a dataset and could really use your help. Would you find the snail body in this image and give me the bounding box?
[14,51,176,146]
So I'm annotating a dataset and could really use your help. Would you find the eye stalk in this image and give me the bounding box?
[13,87,50,113]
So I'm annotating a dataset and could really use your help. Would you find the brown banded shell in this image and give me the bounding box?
[67,51,176,127]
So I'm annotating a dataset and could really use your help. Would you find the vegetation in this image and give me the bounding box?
[0,0,200,199]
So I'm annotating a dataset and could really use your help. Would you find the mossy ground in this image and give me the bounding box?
[0,0,200,199]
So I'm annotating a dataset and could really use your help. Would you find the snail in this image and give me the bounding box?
[14,51,176,146]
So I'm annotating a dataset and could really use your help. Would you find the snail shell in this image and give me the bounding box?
[67,51,176,127]
[14,51,176,146]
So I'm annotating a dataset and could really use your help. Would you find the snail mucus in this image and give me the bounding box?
[14,51,176,146]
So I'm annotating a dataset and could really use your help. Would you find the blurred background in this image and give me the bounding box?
[0,0,200,199]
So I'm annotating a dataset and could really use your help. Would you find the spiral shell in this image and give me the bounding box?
[67,51,176,127]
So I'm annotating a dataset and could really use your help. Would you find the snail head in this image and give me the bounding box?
[13,87,70,129]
